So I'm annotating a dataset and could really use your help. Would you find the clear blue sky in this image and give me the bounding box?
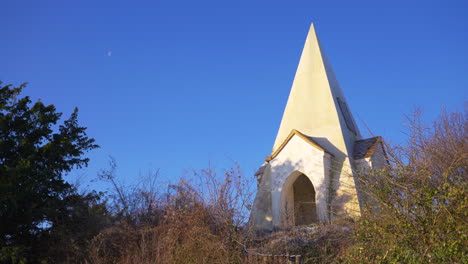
[2,0,467,189]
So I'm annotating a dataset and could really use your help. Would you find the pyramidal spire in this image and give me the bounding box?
[273,24,361,158]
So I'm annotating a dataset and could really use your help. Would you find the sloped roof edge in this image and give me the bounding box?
[353,136,382,160]
[266,129,333,162]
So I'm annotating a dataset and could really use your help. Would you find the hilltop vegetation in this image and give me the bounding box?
[341,107,467,263]
[1,83,466,263]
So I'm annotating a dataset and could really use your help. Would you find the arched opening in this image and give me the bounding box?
[292,174,317,225]
[281,172,318,227]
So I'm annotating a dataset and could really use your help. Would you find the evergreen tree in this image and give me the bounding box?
[0,82,100,263]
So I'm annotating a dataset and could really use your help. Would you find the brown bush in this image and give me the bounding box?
[89,164,254,264]
[341,107,468,263]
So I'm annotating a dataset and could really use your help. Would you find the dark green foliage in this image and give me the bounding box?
[36,191,111,263]
[0,82,102,263]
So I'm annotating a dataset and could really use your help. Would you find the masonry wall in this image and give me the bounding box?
[251,135,331,231]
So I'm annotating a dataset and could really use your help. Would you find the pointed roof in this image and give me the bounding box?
[273,24,361,158]
[266,129,333,162]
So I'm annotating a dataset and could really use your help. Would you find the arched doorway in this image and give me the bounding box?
[292,174,318,225]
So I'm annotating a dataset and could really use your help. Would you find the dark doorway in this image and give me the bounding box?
[293,174,317,225]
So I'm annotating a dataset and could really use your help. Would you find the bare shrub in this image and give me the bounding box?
[89,163,254,264]
[341,107,468,263]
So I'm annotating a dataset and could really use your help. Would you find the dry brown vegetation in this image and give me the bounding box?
[340,107,468,263]
[89,163,255,264]
[251,222,352,264]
